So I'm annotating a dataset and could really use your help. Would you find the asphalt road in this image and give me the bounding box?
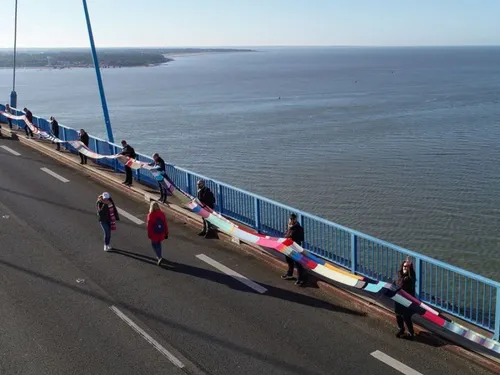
[0,138,495,375]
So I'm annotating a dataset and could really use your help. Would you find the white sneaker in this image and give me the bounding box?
[104,245,108,251]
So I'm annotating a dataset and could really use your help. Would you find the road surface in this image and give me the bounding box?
[0,138,494,375]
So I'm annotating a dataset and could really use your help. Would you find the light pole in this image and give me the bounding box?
[82,0,115,143]
[10,0,18,108]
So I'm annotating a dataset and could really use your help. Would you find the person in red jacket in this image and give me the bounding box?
[147,201,169,266]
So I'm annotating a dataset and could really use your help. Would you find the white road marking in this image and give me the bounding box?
[0,145,21,156]
[116,207,144,225]
[110,306,185,369]
[370,350,423,375]
[196,254,268,294]
[40,167,70,183]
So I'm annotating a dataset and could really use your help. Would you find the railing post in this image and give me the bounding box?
[297,213,303,225]
[217,184,223,214]
[109,144,118,171]
[297,213,305,248]
[136,156,141,182]
[254,197,261,232]
[62,127,67,150]
[414,257,422,300]
[350,233,357,273]
[94,138,99,165]
[185,173,192,195]
[494,288,500,341]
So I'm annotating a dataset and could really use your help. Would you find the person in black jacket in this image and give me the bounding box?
[120,140,137,186]
[79,129,90,164]
[23,107,34,138]
[96,192,120,251]
[282,213,307,286]
[50,116,60,151]
[5,104,13,129]
[148,153,168,203]
[197,180,216,238]
[395,258,416,340]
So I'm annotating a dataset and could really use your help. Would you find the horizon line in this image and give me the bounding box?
[0,44,499,50]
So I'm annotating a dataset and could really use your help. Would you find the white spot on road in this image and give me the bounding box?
[196,254,268,294]
[40,167,70,183]
[370,350,423,375]
[110,305,185,369]
[0,145,21,156]
[116,207,144,225]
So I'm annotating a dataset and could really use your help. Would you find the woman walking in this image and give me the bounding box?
[147,202,169,266]
[96,192,120,251]
[395,258,416,340]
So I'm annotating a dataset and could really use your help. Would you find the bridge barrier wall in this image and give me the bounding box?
[1,104,499,341]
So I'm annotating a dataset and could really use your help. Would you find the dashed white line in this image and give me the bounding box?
[370,350,423,375]
[109,306,185,369]
[116,207,144,225]
[40,167,70,183]
[0,145,21,156]
[196,254,268,294]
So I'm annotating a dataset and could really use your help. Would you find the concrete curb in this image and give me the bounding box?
[3,126,500,373]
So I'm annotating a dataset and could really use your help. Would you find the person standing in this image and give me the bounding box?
[5,104,13,129]
[120,140,137,186]
[197,180,216,238]
[148,153,168,203]
[79,129,89,164]
[147,201,169,266]
[395,258,416,340]
[96,192,120,251]
[23,107,34,138]
[281,213,307,286]
[50,116,60,151]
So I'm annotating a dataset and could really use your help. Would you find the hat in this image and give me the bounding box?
[102,192,111,199]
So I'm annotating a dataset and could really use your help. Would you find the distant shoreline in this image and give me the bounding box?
[165,51,242,58]
[0,48,255,69]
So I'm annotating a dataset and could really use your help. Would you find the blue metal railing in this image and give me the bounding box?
[1,105,499,341]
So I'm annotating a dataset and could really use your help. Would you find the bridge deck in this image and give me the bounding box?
[0,134,495,374]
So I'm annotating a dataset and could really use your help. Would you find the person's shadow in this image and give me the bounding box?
[112,248,366,317]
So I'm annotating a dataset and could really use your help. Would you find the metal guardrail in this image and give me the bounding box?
[1,105,499,341]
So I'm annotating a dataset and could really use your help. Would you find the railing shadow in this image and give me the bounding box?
[112,248,366,317]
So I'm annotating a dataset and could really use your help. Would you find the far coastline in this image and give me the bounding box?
[0,47,256,69]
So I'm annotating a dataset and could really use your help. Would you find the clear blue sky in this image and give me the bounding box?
[0,0,499,48]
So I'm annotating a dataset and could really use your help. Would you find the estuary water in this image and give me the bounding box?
[1,46,499,280]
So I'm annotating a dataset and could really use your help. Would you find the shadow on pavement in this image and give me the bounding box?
[411,331,444,347]
[112,248,366,317]
[0,257,324,375]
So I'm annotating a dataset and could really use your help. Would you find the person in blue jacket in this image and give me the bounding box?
[149,153,168,203]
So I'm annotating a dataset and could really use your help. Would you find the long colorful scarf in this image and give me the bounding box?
[1,109,498,354]
[109,204,117,231]
[187,200,500,353]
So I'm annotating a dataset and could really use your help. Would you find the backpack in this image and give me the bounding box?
[153,217,165,234]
